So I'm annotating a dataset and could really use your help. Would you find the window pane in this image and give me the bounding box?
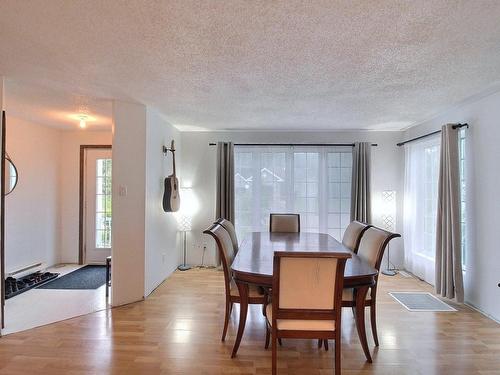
[327,153,340,167]
[341,152,352,167]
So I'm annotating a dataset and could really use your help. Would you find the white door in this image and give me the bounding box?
[84,149,112,264]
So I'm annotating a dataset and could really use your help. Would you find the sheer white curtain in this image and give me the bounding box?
[403,135,440,285]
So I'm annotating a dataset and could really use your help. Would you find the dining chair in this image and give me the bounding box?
[269,213,300,233]
[203,223,267,342]
[318,221,372,351]
[265,251,350,375]
[215,217,239,253]
[341,226,400,347]
[342,221,372,253]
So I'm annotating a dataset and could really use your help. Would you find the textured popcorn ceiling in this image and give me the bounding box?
[1,0,500,131]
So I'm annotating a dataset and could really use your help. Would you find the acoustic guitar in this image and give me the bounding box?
[163,140,180,212]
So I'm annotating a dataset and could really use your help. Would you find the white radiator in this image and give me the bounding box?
[6,262,44,279]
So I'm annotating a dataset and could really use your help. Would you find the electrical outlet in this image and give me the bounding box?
[118,185,128,196]
[162,253,167,263]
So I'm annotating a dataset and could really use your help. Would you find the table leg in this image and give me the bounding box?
[231,279,249,358]
[353,285,372,363]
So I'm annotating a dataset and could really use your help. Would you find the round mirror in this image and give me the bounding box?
[5,157,18,195]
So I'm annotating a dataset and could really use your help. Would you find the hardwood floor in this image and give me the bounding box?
[0,269,499,374]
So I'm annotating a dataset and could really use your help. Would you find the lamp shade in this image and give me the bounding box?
[176,187,196,231]
[381,190,396,231]
[178,214,192,232]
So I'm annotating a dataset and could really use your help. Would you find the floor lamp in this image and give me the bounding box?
[178,214,192,271]
[381,190,398,276]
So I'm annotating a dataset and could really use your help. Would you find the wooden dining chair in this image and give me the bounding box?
[269,213,300,233]
[203,223,267,342]
[265,251,350,375]
[342,221,372,253]
[318,221,372,352]
[215,217,239,253]
[341,227,400,347]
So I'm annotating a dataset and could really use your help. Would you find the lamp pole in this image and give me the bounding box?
[178,230,191,271]
[177,186,194,271]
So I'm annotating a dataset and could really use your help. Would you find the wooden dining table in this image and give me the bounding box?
[230,231,378,362]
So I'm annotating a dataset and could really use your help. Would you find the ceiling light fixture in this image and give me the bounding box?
[79,115,88,129]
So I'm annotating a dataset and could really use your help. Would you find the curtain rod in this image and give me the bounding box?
[396,123,469,147]
[208,142,378,147]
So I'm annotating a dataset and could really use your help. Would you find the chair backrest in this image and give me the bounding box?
[215,218,239,253]
[342,221,372,253]
[203,223,236,294]
[356,226,401,272]
[272,251,350,323]
[269,213,300,233]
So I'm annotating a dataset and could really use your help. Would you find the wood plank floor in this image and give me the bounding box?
[0,269,499,374]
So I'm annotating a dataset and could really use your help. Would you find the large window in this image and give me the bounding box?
[403,135,441,284]
[404,129,467,284]
[234,146,352,241]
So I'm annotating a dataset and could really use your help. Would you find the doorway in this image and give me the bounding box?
[2,122,112,334]
[81,147,112,264]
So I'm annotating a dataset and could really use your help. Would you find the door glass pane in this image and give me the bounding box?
[459,129,466,267]
[95,158,112,248]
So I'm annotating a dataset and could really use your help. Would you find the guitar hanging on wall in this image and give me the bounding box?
[163,140,180,212]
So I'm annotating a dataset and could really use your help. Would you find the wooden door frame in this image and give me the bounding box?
[78,145,112,265]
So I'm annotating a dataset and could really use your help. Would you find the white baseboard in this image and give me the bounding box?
[465,302,500,324]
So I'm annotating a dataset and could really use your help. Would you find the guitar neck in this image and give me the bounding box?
[171,150,177,177]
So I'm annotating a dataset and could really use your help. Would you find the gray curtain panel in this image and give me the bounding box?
[215,142,235,265]
[435,124,464,302]
[351,142,372,223]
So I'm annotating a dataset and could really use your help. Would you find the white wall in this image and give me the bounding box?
[5,117,61,271]
[144,109,182,296]
[112,102,183,305]
[59,131,112,263]
[111,101,147,306]
[180,130,404,267]
[403,91,500,321]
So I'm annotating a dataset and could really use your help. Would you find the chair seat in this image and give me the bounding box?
[230,279,265,298]
[265,304,336,331]
[342,288,372,301]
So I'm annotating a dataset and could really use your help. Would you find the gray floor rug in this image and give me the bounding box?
[389,292,457,312]
[37,265,106,290]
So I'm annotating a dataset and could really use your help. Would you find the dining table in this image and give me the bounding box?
[230,231,379,362]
